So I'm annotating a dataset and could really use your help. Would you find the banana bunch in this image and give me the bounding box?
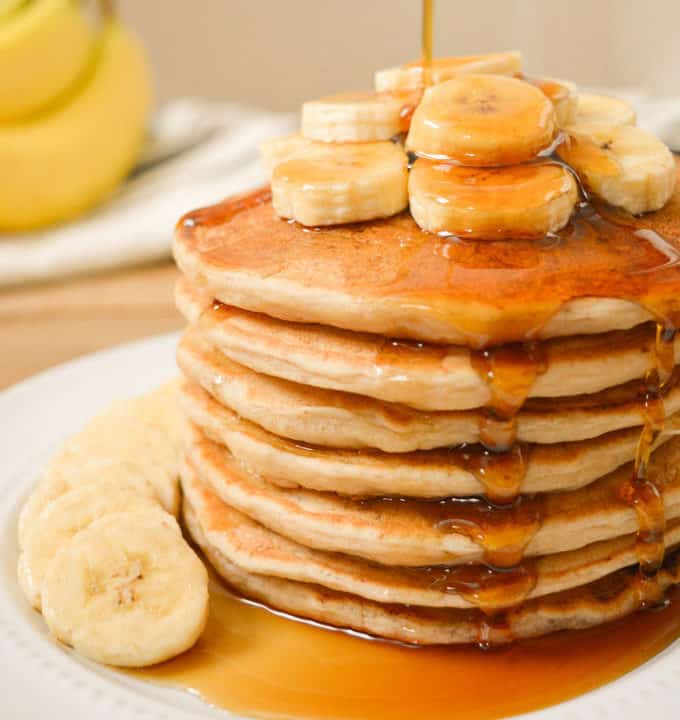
[17,382,209,668]
[262,50,676,233]
[0,0,152,230]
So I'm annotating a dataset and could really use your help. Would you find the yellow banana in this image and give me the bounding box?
[0,18,151,230]
[0,0,95,121]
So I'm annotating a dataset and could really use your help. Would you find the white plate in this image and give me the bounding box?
[1,332,680,719]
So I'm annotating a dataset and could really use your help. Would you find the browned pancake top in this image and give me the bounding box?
[176,162,680,346]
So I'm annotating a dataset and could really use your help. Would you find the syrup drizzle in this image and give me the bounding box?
[358,494,543,575]
[620,318,677,605]
[421,0,433,81]
[458,442,530,505]
[470,342,548,452]
[413,560,537,610]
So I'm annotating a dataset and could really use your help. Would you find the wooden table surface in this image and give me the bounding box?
[1,262,183,390]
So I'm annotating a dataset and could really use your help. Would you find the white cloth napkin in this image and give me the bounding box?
[1,91,678,288]
[0,100,295,288]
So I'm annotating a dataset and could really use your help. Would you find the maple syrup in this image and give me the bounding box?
[130,576,680,720]
[470,341,548,451]
[459,442,530,505]
[401,560,537,609]
[358,493,543,572]
[618,319,678,601]
[421,0,433,75]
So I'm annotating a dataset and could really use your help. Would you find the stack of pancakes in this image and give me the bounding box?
[173,164,680,644]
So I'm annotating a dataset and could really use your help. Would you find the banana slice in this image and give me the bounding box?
[409,160,578,238]
[18,457,155,551]
[525,76,578,127]
[17,553,32,604]
[557,125,676,214]
[301,90,421,142]
[406,74,556,165]
[271,141,409,226]
[41,510,208,667]
[570,93,636,128]
[260,133,315,176]
[21,479,163,609]
[57,384,181,516]
[375,51,522,92]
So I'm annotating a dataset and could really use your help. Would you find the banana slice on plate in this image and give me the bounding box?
[20,478,162,609]
[557,125,675,214]
[302,90,421,142]
[407,74,556,165]
[409,160,578,238]
[56,385,181,516]
[41,510,208,668]
[569,93,637,128]
[272,141,409,226]
[18,457,155,551]
[19,382,180,552]
[375,51,521,92]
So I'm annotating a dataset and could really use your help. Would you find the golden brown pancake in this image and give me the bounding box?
[173,161,680,347]
[182,423,680,567]
[181,380,678,498]
[177,329,680,450]
[177,278,680,411]
[183,463,680,610]
[184,497,680,645]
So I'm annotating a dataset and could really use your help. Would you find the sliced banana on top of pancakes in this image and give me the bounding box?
[261,53,674,229]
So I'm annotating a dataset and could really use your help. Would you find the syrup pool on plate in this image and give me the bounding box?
[130,579,680,720]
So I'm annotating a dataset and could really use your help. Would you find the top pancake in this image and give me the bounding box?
[174,161,680,346]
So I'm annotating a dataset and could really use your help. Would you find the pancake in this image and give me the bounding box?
[178,329,680,450]
[181,380,678,498]
[178,277,680,411]
[183,464,680,610]
[183,423,680,567]
[173,161,680,347]
[184,497,680,645]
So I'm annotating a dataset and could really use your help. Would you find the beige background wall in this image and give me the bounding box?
[119,1,679,111]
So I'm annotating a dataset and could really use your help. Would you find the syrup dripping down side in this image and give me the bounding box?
[621,317,678,606]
